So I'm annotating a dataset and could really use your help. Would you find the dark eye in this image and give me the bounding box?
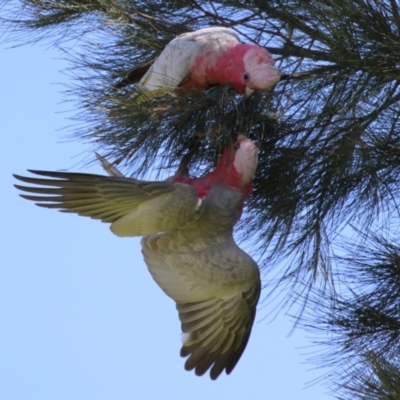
[233,142,241,151]
[243,72,250,81]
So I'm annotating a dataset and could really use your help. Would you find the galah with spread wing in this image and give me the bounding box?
[117,27,280,102]
[13,135,260,379]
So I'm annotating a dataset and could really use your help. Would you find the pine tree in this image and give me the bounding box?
[2,0,400,396]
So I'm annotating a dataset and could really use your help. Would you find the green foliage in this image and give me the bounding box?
[340,353,400,400]
[298,233,400,396]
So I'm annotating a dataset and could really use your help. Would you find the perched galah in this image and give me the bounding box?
[13,135,261,379]
[117,27,280,102]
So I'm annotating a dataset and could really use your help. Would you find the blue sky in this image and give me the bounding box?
[0,41,332,399]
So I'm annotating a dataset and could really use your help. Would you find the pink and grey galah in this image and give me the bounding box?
[118,27,280,102]
[13,135,260,379]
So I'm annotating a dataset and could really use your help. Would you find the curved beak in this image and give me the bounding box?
[244,87,255,98]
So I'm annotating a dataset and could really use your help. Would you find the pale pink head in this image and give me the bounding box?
[232,134,258,185]
[192,43,280,96]
[242,46,281,97]
[173,135,258,199]
[213,134,258,192]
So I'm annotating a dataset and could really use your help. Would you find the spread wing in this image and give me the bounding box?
[13,170,201,237]
[142,233,261,379]
[178,281,260,380]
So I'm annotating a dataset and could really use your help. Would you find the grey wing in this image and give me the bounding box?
[179,281,260,380]
[135,27,241,100]
[137,36,201,94]
[186,27,241,50]
[142,235,261,379]
[13,170,201,237]
[95,153,124,177]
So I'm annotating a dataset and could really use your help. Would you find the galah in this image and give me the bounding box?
[117,27,280,102]
[13,135,261,379]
